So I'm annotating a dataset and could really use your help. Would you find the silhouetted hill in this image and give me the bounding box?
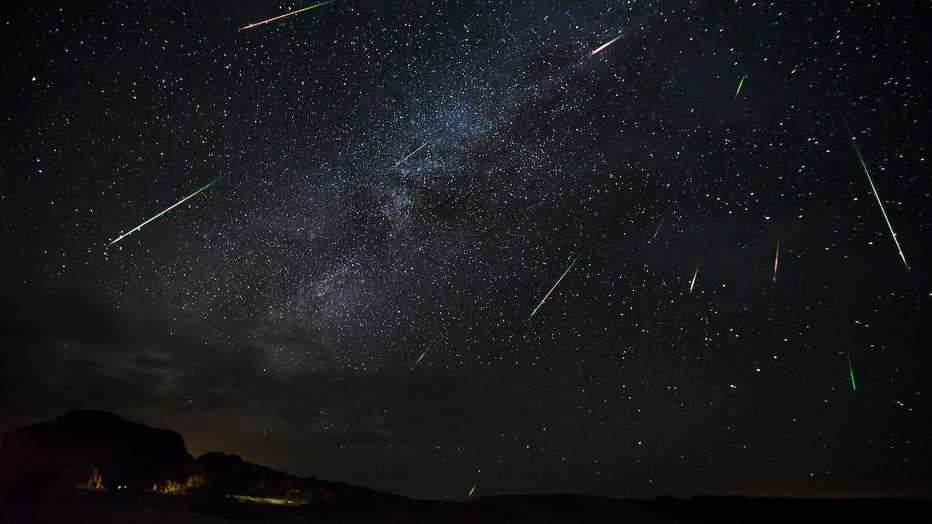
[1,411,929,523]
[188,451,331,503]
[0,410,342,508]
[0,410,190,502]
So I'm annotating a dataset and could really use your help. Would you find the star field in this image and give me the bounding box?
[1,0,929,500]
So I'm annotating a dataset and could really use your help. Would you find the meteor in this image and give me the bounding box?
[689,267,699,293]
[241,0,335,30]
[772,242,780,283]
[590,33,625,56]
[652,212,666,239]
[734,75,746,98]
[847,129,910,272]
[410,348,428,371]
[530,254,581,318]
[108,176,223,246]
[847,350,856,391]
[468,483,477,497]
[395,141,430,167]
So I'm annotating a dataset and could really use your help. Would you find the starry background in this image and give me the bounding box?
[1,0,930,501]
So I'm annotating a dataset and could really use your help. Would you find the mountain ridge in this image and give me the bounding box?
[1,410,929,523]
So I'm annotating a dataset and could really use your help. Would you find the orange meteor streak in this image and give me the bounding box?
[590,33,625,56]
[772,242,780,283]
[410,348,428,371]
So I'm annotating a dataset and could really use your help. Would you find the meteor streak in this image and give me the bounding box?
[410,348,428,371]
[847,351,856,391]
[108,176,223,246]
[652,212,666,239]
[773,242,780,283]
[590,33,625,56]
[241,0,335,30]
[395,141,430,167]
[689,267,699,293]
[848,131,910,271]
[734,74,746,98]
[468,483,477,497]
[530,254,581,318]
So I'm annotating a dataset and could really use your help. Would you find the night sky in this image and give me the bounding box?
[1,0,930,501]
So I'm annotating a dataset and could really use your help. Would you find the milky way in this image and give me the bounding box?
[1,0,929,500]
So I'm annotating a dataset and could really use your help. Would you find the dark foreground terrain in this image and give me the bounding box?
[2,490,931,523]
[1,411,929,523]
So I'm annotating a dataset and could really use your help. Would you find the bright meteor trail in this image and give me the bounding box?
[395,141,430,167]
[108,176,223,246]
[652,212,666,239]
[773,242,780,283]
[590,33,625,56]
[734,75,746,98]
[530,254,581,318]
[241,0,335,30]
[410,348,429,372]
[847,351,857,391]
[847,127,910,271]
[689,267,699,293]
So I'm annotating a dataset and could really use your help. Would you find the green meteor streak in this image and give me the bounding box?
[847,351,856,391]
[852,140,910,272]
[109,176,223,246]
[530,254,580,318]
[734,75,746,98]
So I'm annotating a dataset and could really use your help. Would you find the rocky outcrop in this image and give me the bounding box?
[0,410,191,502]
[189,452,332,503]
[0,411,332,505]
[152,472,207,494]
[78,466,105,491]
